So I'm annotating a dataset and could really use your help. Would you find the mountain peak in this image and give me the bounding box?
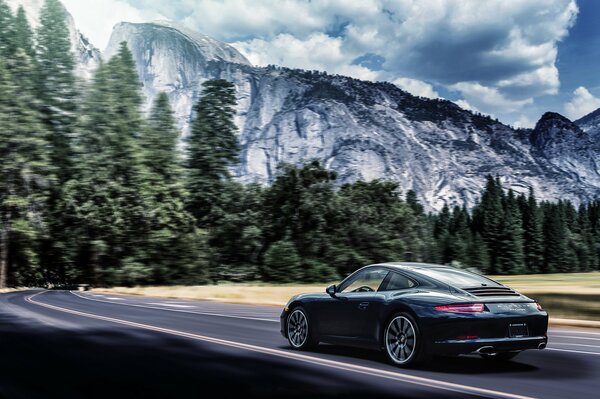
[6,0,101,77]
[575,107,600,135]
[534,112,579,133]
[106,21,251,67]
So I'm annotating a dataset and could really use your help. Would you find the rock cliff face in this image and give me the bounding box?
[11,2,600,210]
[105,21,600,210]
[577,108,600,137]
[7,0,101,77]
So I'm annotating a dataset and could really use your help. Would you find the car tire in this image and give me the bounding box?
[480,351,520,361]
[286,307,317,350]
[383,312,429,367]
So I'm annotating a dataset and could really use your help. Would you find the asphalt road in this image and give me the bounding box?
[1,290,598,399]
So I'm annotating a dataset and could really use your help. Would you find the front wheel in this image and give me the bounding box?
[384,313,429,367]
[287,307,317,350]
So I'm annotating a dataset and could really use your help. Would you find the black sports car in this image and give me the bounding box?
[281,263,548,367]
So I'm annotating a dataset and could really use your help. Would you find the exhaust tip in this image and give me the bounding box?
[538,342,546,350]
[476,346,497,355]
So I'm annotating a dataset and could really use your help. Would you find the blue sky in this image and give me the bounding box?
[61,0,600,128]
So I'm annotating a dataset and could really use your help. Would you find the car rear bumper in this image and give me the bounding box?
[432,335,548,356]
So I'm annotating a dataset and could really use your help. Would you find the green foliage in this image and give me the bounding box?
[0,51,53,287]
[262,240,303,283]
[0,0,15,58]
[1,4,599,288]
[14,6,34,59]
[186,79,239,225]
[36,0,77,183]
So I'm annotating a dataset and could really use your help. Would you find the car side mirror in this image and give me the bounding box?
[326,284,337,297]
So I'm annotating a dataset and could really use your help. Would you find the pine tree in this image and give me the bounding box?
[542,203,569,273]
[472,176,504,273]
[141,92,207,284]
[0,0,15,58]
[58,44,150,285]
[467,233,490,272]
[14,6,35,59]
[143,93,181,181]
[36,0,77,183]
[406,190,424,215]
[497,190,525,274]
[522,188,544,273]
[186,79,239,225]
[448,206,471,266]
[0,53,52,287]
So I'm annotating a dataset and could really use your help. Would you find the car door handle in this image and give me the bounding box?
[358,302,370,310]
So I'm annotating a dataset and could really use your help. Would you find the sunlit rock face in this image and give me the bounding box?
[7,0,101,78]
[105,21,600,211]
[14,1,600,211]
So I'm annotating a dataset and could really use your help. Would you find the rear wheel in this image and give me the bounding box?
[480,352,520,361]
[384,313,429,367]
[287,307,317,350]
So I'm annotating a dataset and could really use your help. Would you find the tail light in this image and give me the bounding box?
[536,302,543,311]
[435,303,485,313]
[456,335,479,340]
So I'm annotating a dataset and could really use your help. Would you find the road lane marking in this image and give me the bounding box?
[106,297,125,300]
[550,329,600,336]
[26,291,533,399]
[546,348,600,356]
[551,335,600,341]
[549,343,600,349]
[70,291,279,323]
[148,303,195,308]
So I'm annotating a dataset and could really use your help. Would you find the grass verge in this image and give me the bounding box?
[95,272,600,321]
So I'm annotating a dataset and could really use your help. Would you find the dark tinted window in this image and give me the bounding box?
[381,273,416,291]
[416,267,499,288]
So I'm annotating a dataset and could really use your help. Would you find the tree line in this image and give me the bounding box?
[1,0,598,288]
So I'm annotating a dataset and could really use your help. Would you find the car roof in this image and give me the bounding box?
[373,262,454,271]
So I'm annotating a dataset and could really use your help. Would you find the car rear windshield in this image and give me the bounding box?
[415,267,499,288]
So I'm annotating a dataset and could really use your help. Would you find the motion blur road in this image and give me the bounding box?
[0,291,598,399]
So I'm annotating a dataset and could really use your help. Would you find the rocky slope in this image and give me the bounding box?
[576,108,600,137]
[6,0,100,77]
[104,21,600,210]
[10,1,600,210]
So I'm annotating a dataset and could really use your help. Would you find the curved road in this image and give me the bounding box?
[0,290,598,399]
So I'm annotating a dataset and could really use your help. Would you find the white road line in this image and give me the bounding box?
[550,343,600,349]
[148,303,195,309]
[26,291,533,399]
[551,335,600,341]
[70,291,279,323]
[550,329,600,336]
[546,348,600,356]
[106,297,125,301]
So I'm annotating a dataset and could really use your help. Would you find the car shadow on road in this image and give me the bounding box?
[0,312,478,399]
[295,343,592,378]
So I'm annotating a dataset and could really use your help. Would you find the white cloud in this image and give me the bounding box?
[54,0,579,120]
[232,33,379,81]
[393,78,439,99]
[512,115,536,129]
[61,0,164,50]
[564,86,600,121]
[451,82,533,113]
[454,100,480,114]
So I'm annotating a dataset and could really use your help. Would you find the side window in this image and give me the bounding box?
[381,272,416,291]
[340,268,389,293]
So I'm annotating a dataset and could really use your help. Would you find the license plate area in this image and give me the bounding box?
[509,323,529,338]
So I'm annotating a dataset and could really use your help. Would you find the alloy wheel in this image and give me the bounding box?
[287,309,309,348]
[385,315,416,364]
